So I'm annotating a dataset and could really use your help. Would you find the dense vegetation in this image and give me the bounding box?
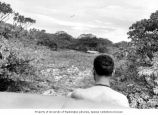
[1,1,158,109]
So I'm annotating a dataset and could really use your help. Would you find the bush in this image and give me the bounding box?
[37,38,57,50]
[96,45,108,53]
[138,52,158,95]
[0,36,37,92]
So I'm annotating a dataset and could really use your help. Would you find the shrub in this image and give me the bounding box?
[96,45,108,53]
[138,52,158,95]
[37,38,57,50]
[0,36,37,92]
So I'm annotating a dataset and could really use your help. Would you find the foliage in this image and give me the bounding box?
[0,1,36,40]
[70,35,112,53]
[112,10,158,108]
[114,41,130,49]
[138,52,158,95]
[0,36,37,92]
[36,31,57,50]
[78,34,96,39]
[32,31,113,53]
[53,31,74,49]
[128,10,158,61]
[0,23,12,39]
[0,1,13,22]
[113,41,140,82]
[13,12,36,29]
[127,10,158,97]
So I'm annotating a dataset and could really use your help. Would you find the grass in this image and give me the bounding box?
[36,49,97,95]
[8,39,98,95]
[1,38,100,95]
[3,38,157,108]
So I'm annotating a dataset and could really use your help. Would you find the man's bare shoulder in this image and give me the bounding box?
[108,89,129,107]
[108,88,128,100]
[69,86,129,107]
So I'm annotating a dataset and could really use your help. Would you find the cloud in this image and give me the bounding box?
[3,0,158,42]
[30,13,116,34]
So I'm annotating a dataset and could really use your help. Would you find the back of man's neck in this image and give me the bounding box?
[95,77,110,87]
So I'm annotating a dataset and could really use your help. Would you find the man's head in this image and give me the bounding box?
[93,54,114,78]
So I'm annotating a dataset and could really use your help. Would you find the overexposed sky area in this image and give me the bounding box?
[3,0,158,42]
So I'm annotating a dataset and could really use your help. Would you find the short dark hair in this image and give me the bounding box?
[93,54,114,76]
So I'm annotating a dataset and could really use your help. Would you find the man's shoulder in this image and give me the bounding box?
[70,87,129,107]
[95,87,129,107]
[109,89,127,100]
[109,90,129,107]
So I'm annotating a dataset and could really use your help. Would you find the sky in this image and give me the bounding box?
[3,0,158,43]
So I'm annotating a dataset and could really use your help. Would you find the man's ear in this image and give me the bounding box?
[112,69,115,77]
[93,68,96,81]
